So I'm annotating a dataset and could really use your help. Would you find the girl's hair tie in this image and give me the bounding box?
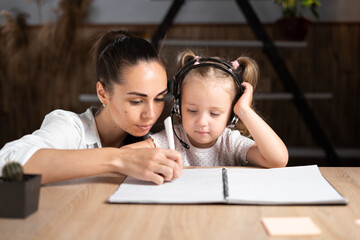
[194,56,200,65]
[231,60,239,70]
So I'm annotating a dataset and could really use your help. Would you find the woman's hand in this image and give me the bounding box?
[233,82,253,116]
[113,147,183,185]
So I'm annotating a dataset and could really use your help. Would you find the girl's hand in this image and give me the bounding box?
[233,82,253,116]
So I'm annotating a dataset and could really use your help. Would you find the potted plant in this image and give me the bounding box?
[0,162,41,218]
[273,0,321,41]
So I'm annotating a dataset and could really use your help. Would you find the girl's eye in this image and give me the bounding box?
[130,100,142,105]
[210,112,220,116]
[187,109,197,113]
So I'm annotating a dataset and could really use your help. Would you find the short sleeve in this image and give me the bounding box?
[149,130,169,149]
[226,129,254,165]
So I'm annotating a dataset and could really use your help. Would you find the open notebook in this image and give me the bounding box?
[108,165,348,205]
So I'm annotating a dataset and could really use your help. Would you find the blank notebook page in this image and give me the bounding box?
[226,165,345,204]
[109,168,224,204]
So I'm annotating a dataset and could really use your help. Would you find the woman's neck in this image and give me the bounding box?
[95,108,127,148]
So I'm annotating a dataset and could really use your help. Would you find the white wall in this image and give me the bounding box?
[0,0,359,25]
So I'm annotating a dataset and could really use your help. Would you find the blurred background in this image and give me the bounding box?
[0,0,359,166]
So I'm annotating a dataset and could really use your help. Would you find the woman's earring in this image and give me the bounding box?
[102,103,106,108]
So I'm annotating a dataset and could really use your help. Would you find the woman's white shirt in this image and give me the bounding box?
[0,108,101,174]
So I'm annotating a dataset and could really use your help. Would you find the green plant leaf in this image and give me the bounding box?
[273,0,321,19]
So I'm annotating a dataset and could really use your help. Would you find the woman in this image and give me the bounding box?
[0,30,182,185]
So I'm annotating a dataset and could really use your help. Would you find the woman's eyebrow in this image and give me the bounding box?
[126,92,147,97]
[156,88,168,96]
[126,88,168,97]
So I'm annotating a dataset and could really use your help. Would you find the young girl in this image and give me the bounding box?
[127,50,288,168]
[0,30,182,184]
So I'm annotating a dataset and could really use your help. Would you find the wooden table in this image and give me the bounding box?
[1,167,360,240]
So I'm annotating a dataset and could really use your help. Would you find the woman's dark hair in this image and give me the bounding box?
[93,30,162,93]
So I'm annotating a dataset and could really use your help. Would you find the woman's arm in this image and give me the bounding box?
[2,110,182,185]
[234,82,288,168]
[24,147,182,185]
[122,138,156,149]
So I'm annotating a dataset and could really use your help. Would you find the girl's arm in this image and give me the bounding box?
[234,82,288,168]
[24,146,182,185]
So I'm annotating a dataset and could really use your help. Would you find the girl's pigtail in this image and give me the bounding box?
[176,50,196,72]
[234,56,259,89]
[234,56,260,138]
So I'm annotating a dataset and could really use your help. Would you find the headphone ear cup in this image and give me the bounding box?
[228,115,239,128]
[172,99,181,117]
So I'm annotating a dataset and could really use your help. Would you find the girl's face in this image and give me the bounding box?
[181,76,233,148]
[104,61,167,137]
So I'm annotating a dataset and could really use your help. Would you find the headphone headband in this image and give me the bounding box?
[173,57,243,98]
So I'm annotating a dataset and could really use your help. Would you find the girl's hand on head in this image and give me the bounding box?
[234,82,253,116]
[114,148,183,185]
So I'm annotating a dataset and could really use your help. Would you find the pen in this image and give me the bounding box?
[164,116,175,150]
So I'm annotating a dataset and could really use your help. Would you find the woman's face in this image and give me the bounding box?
[105,60,167,137]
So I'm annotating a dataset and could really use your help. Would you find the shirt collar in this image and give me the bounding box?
[79,107,102,148]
